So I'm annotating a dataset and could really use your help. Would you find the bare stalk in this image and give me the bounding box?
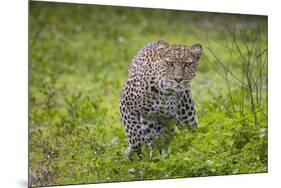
[203,20,267,126]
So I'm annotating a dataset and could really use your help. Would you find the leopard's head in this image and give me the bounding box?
[155,40,202,93]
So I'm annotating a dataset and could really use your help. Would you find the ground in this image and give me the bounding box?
[29,2,268,187]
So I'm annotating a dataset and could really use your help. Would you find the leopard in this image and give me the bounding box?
[120,40,202,159]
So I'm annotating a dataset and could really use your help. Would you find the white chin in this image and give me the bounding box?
[173,87,187,92]
[160,81,187,93]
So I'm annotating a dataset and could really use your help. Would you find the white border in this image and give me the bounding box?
[1,0,281,188]
[34,0,270,15]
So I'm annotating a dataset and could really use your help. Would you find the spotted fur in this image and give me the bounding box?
[120,40,202,159]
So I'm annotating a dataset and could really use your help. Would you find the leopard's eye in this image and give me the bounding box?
[184,61,193,67]
[166,61,173,66]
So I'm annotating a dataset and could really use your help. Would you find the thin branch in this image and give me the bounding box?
[206,46,248,86]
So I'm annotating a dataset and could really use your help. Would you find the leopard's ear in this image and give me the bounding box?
[190,43,203,59]
[156,40,169,56]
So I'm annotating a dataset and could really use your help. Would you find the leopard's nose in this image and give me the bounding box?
[174,77,183,83]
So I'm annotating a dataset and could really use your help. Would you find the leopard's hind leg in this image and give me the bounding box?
[121,111,144,160]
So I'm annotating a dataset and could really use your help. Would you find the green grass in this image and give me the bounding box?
[29,2,268,187]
